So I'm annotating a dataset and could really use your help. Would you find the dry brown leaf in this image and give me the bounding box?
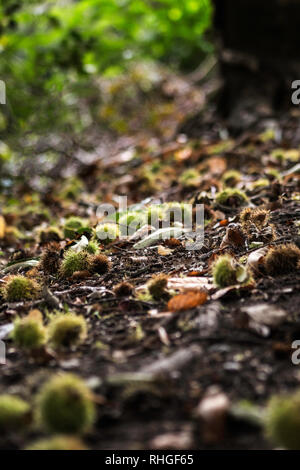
[168,290,207,312]
[164,238,182,248]
[220,224,245,248]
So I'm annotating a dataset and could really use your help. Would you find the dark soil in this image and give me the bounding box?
[0,81,300,450]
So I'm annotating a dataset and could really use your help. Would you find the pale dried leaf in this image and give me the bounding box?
[167,277,213,292]
[197,386,230,443]
[247,247,268,272]
[157,245,173,256]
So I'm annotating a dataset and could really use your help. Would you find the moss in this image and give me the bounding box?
[212,255,237,288]
[113,281,134,297]
[60,250,90,278]
[147,273,169,300]
[215,188,248,207]
[38,226,62,244]
[12,312,47,350]
[63,217,86,239]
[26,435,88,450]
[0,395,31,431]
[89,254,111,274]
[48,313,87,350]
[2,275,41,302]
[265,392,300,449]
[96,223,119,243]
[264,244,300,276]
[222,170,241,187]
[39,242,61,275]
[36,373,95,434]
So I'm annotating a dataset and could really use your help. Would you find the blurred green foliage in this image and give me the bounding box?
[0,0,212,135]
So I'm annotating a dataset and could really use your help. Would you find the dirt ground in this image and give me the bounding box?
[0,75,300,449]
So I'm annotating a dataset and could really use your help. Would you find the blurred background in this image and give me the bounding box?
[0,0,213,138]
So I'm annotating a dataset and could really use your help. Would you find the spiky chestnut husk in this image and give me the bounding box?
[25,435,88,450]
[0,395,31,431]
[60,250,90,278]
[36,373,95,434]
[113,281,134,297]
[39,227,62,244]
[179,169,199,187]
[12,314,47,350]
[163,202,193,226]
[47,313,87,350]
[39,242,61,275]
[240,207,270,230]
[146,206,163,227]
[212,255,238,288]
[2,275,41,302]
[147,274,169,300]
[89,254,111,274]
[118,212,145,237]
[84,240,99,255]
[264,243,300,276]
[265,392,300,449]
[222,170,241,187]
[71,270,91,281]
[96,223,119,243]
[63,217,86,239]
[215,188,248,207]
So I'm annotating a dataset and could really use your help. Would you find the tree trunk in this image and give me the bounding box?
[213,0,300,130]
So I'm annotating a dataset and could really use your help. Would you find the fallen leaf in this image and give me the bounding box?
[72,235,89,253]
[242,303,287,327]
[164,238,182,248]
[157,326,170,346]
[219,219,229,227]
[168,291,207,312]
[149,429,193,450]
[157,245,173,256]
[168,277,213,292]
[133,227,189,249]
[220,224,245,248]
[129,225,156,241]
[247,247,268,272]
[0,323,14,340]
[196,386,230,443]
[0,216,6,239]
[2,259,39,274]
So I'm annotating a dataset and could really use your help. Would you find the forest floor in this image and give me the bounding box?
[0,67,300,450]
